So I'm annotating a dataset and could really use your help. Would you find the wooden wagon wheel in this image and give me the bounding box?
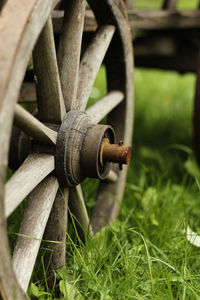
[0,0,134,298]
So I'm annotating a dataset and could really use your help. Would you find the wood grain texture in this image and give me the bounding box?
[33,17,66,123]
[52,9,97,34]
[0,0,60,212]
[12,176,59,292]
[69,185,93,241]
[105,170,118,183]
[57,0,86,111]
[44,187,68,286]
[5,153,55,217]
[0,175,26,300]
[88,0,134,233]
[86,90,124,123]
[14,104,57,145]
[77,25,115,111]
[0,0,58,298]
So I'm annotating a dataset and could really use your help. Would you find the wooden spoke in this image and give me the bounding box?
[86,91,124,124]
[5,153,55,217]
[18,82,36,103]
[163,0,177,9]
[77,25,115,111]
[52,9,97,34]
[33,17,65,123]
[69,185,93,241]
[44,187,68,285]
[105,170,118,183]
[14,104,57,145]
[12,176,59,292]
[57,0,86,111]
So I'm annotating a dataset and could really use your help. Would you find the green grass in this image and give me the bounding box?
[27,68,200,299]
[134,0,199,9]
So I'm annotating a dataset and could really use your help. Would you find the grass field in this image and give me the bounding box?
[26,67,200,299]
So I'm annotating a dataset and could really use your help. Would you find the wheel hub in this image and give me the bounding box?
[55,110,116,186]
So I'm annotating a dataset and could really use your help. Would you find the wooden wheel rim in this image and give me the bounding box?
[0,0,134,298]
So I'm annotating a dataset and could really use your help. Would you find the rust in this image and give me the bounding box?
[100,138,131,166]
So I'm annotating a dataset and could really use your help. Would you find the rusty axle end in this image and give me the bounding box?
[100,138,131,167]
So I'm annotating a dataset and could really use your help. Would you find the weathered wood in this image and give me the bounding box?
[162,0,177,10]
[86,90,124,124]
[69,185,93,241]
[52,9,97,34]
[0,0,60,297]
[18,82,36,103]
[128,10,200,30]
[14,104,57,145]
[0,198,26,300]
[12,176,59,292]
[44,187,68,285]
[134,32,199,72]
[53,10,200,33]
[105,170,118,183]
[124,0,134,10]
[33,17,65,123]
[0,0,134,296]
[77,25,115,111]
[57,0,86,111]
[89,0,134,233]
[5,153,55,217]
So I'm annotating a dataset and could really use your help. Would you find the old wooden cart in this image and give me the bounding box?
[1,0,200,298]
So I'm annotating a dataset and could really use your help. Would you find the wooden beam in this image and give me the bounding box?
[128,10,200,30]
[53,10,200,32]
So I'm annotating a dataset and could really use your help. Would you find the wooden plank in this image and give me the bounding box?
[128,10,200,30]
[86,91,124,124]
[5,153,55,217]
[53,10,200,32]
[69,185,93,241]
[12,176,59,292]
[14,104,57,145]
[33,17,66,123]
[77,25,115,111]
[57,0,86,111]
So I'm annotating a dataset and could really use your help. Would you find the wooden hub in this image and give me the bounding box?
[55,110,116,186]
